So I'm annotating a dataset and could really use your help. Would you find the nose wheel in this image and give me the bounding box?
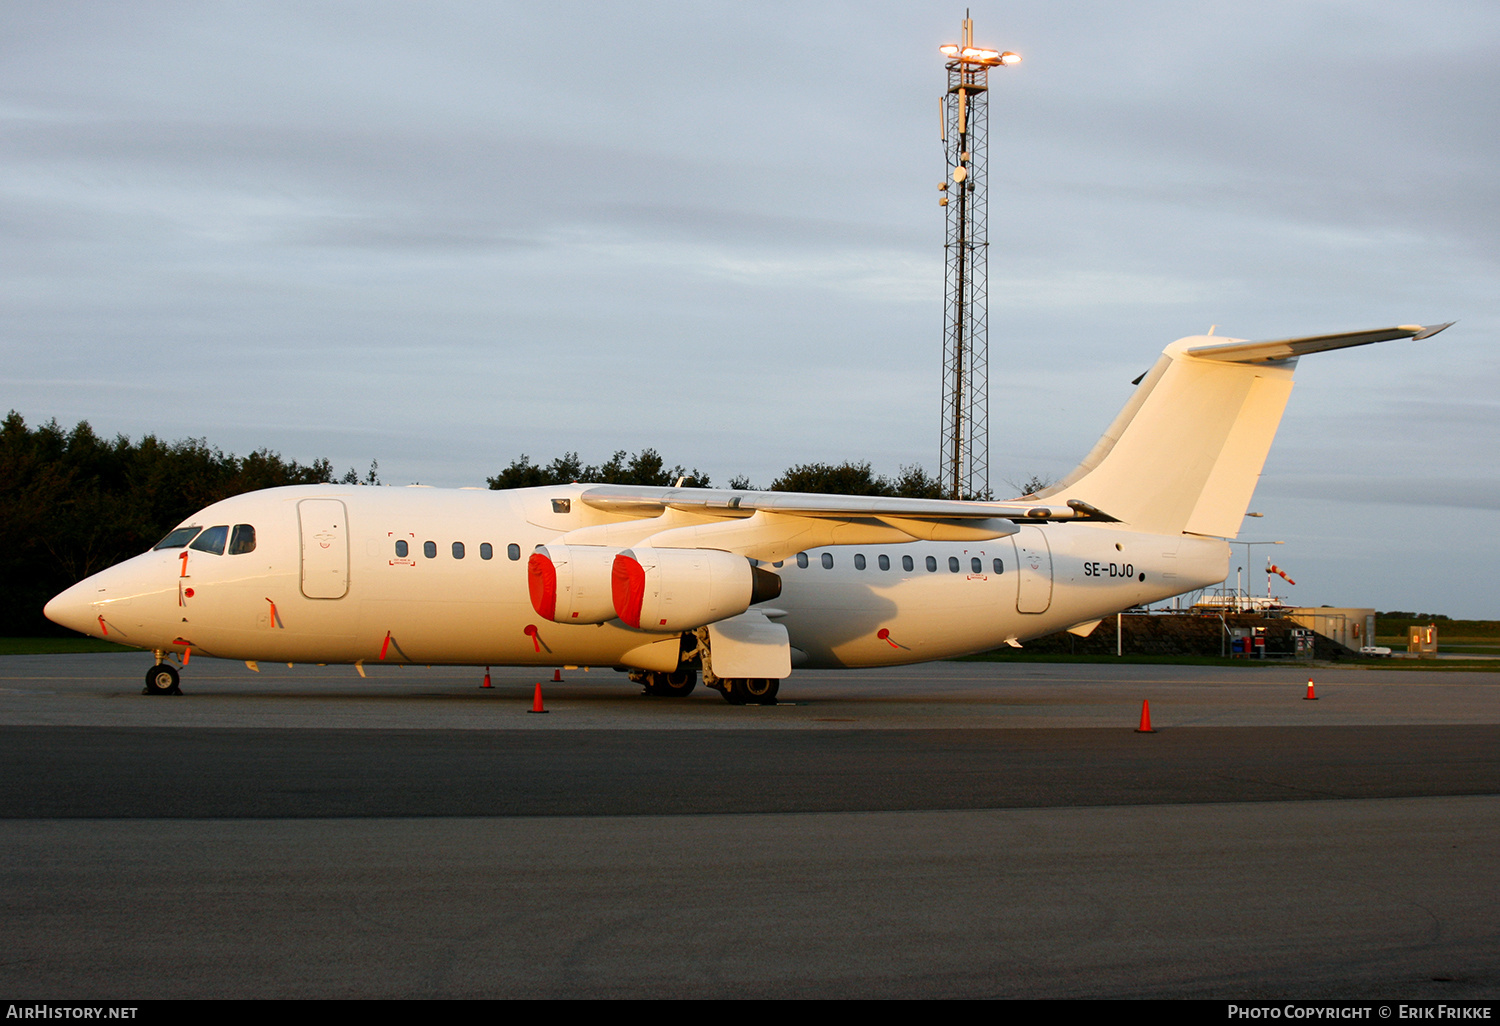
[144,663,181,696]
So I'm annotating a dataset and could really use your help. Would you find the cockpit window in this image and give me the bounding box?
[229,524,256,555]
[153,527,202,550]
[189,525,229,555]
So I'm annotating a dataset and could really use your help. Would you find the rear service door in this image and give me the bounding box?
[1014,525,1053,614]
[298,498,349,599]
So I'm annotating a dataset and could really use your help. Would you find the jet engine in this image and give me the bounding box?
[527,544,620,623]
[611,548,781,632]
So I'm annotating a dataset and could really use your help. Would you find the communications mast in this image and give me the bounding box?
[938,17,1019,499]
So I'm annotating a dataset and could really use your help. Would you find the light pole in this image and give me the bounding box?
[937,19,1019,500]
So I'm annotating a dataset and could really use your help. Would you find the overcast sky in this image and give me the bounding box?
[4,1,1496,615]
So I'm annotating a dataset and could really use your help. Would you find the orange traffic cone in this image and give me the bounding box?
[481,666,492,689]
[529,682,549,714]
[1135,699,1156,733]
[552,668,563,682]
[1304,678,1318,701]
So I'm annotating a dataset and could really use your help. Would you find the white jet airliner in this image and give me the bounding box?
[45,323,1449,704]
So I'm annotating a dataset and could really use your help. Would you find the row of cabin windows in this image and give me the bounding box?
[153,524,257,556]
[790,551,1003,575]
[393,540,523,562]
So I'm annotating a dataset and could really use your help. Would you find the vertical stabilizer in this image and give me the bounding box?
[1037,336,1294,538]
[1037,324,1449,537]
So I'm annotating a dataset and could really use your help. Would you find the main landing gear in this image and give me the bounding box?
[634,669,698,698]
[714,677,779,706]
[144,662,181,696]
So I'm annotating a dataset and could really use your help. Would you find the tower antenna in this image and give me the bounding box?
[937,18,1020,499]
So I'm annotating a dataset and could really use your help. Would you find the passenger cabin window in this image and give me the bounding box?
[854,554,866,570]
[452,541,465,559]
[993,558,1004,574]
[948,556,960,573]
[878,554,890,571]
[190,525,229,555]
[972,557,982,574]
[154,527,201,550]
[395,540,408,558]
[903,555,914,572]
[507,543,520,560]
[821,552,834,569]
[423,541,437,558]
[228,524,256,555]
[925,555,937,572]
[480,543,493,560]
[796,552,809,569]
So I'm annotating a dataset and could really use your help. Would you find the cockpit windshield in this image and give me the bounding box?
[189,525,230,555]
[153,526,201,550]
[229,524,256,555]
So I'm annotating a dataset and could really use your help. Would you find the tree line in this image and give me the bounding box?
[485,450,948,498]
[1,414,951,635]
[0,413,376,635]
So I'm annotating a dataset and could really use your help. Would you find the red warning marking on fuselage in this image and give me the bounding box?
[97,615,108,636]
[379,631,392,660]
[265,598,283,628]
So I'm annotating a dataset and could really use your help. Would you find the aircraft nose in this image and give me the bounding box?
[44,579,101,636]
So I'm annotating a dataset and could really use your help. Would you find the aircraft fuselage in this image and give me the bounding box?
[46,484,1228,671]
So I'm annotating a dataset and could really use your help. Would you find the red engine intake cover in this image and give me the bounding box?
[527,552,558,620]
[611,554,646,629]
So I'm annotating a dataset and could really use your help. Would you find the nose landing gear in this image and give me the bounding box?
[144,652,182,695]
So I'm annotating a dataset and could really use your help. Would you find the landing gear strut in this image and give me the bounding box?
[144,663,180,696]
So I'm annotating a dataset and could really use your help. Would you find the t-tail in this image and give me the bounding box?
[1034,323,1452,539]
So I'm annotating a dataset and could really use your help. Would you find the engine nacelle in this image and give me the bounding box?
[527,544,620,624]
[612,547,777,632]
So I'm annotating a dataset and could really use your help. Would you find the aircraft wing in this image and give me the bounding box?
[578,485,1112,522]
[1185,322,1453,364]
[562,486,1117,562]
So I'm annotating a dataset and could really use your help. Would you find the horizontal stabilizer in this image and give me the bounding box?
[1186,323,1453,364]
[1039,320,1451,537]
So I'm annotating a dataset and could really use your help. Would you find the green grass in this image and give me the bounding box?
[1377,618,1500,639]
[0,637,141,655]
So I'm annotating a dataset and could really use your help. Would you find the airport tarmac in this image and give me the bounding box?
[1,653,1496,999]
